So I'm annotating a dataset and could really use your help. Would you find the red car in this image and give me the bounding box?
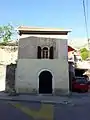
[72,77,88,92]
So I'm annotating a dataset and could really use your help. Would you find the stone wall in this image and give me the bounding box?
[5,63,17,92]
[0,45,18,92]
[0,45,18,65]
[18,36,57,59]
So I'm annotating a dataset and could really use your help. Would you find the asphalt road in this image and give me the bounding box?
[0,101,31,120]
[55,103,90,120]
[1,100,90,120]
[10,101,90,120]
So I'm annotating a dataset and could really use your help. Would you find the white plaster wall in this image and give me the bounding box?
[57,39,68,60]
[15,59,69,95]
[20,34,68,39]
[0,47,18,65]
[0,65,6,91]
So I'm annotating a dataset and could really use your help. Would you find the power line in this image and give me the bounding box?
[86,0,88,22]
[83,0,89,40]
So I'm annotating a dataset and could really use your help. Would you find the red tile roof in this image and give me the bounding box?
[68,46,75,52]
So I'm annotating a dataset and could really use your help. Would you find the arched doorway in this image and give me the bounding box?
[39,70,52,94]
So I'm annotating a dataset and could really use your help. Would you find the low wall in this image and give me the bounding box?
[0,46,18,65]
[5,63,17,92]
[0,65,6,91]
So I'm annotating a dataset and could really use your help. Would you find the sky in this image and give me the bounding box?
[0,0,90,46]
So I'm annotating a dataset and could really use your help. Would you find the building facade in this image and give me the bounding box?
[15,26,71,95]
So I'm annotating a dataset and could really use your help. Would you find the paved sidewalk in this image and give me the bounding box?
[0,92,69,103]
[0,92,90,105]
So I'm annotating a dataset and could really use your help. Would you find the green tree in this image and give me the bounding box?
[80,48,89,60]
[0,24,14,44]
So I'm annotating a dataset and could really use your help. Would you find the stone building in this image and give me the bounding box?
[15,26,71,95]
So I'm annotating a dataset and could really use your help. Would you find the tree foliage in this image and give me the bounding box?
[80,48,89,60]
[0,24,14,43]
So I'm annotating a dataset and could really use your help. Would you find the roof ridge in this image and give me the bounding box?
[17,26,71,32]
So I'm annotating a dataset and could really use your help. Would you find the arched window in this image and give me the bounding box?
[49,46,54,59]
[37,46,41,59]
[37,46,54,59]
[42,47,49,59]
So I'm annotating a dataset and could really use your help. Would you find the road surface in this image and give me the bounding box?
[10,101,90,120]
[0,100,90,120]
[0,101,31,120]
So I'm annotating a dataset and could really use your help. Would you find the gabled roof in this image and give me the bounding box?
[18,26,71,35]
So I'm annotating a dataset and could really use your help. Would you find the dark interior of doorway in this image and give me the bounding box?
[39,70,52,94]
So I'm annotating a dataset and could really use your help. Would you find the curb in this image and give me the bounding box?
[41,101,71,105]
[0,97,72,105]
[0,97,41,103]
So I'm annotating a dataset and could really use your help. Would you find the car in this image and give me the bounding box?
[87,81,90,90]
[72,77,88,92]
[87,81,90,85]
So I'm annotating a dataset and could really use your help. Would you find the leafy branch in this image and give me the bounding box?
[0,23,15,44]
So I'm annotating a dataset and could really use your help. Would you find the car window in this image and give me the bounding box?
[76,78,87,83]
